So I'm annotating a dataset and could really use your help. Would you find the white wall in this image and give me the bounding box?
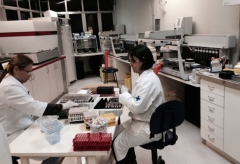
[116,0,240,64]
[155,0,240,64]
[116,0,154,34]
[0,8,4,21]
[155,0,239,34]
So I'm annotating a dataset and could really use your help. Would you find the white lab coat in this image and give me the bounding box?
[114,69,165,161]
[0,74,47,142]
[0,124,12,164]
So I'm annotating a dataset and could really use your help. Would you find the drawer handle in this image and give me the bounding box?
[208,116,215,123]
[208,126,215,132]
[208,96,215,102]
[208,135,215,143]
[208,106,215,113]
[208,85,215,91]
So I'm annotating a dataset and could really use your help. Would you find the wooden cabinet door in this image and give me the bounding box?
[48,62,58,102]
[224,87,240,162]
[31,66,51,103]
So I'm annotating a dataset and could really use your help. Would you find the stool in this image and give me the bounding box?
[102,67,119,88]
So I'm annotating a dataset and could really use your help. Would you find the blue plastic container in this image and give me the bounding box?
[45,131,61,145]
[40,120,63,145]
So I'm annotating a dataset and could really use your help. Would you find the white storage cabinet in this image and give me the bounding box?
[200,78,240,163]
[24,59,64,103]
[200,79,224,151]
[224,87,240,162]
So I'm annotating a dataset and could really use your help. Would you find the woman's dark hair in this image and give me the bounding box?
[0,54,33,83]
[128,45,154,71]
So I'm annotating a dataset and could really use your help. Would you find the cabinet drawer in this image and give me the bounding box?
[201,118,223,139]
[201,128,223,151]
[201,99,223,118]
[201,90,224,107]
[201,109,223,128]
[200,79,224,96]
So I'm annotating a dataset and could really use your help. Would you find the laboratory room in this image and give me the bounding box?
[1,0,240,164]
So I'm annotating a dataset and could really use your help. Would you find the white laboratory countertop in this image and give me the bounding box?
[158,71,200,87]
[74,52,104,57]
[10,117,118,164]
[115,57,129,64]
[32,56,66,71]
[108,55,200,87]
[109,55,130,64]
[197,71,240,91]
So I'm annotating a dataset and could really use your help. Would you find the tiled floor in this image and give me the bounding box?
[20,75,233,164]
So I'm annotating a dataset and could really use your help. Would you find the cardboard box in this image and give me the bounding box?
[124,76,132,90]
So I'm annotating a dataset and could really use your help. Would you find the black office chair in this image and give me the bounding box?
[140,100,185,164]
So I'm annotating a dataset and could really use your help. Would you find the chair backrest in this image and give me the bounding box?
[150,100,185,136]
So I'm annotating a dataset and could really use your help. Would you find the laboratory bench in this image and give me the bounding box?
[158,71,200,88]
[10,91,122,164]
[159,68,240,164]
[74,52,104,57]
[10,117,119,164]
[32,56,65,70]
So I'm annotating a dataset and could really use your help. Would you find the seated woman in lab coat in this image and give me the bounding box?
[0,54,78,164]
[112,45,165,164]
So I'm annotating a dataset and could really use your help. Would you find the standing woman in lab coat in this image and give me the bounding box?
[0,54,77,164]
[112,45,165,164]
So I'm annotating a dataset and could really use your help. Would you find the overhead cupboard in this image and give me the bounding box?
[24,57,66,103]
[199,74,240,163]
